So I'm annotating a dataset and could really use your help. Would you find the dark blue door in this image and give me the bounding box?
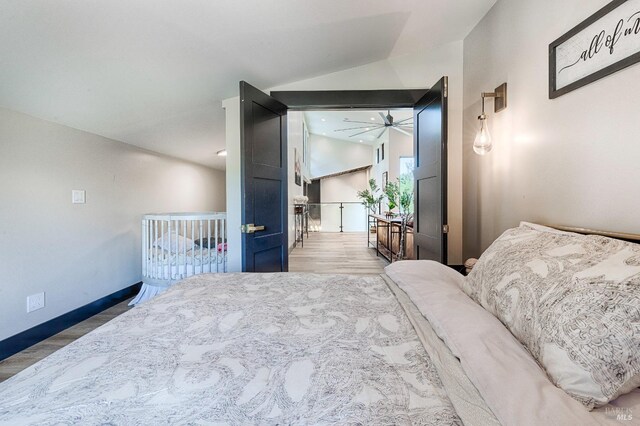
[413,77,448,263]
[240,81,288,272]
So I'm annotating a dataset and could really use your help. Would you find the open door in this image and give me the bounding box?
[413,77,448,263]
[240,81,288,272]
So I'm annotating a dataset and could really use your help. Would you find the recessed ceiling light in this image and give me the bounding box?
[370,117,375,121]
[366,128,370,131]
[359,139,363,143]
[217,149,227,157]
[321,118,326,122]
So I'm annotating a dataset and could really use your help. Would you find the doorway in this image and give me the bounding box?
[238,79,448,272]
[287,107,416,273]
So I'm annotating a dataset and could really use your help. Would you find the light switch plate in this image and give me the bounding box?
[72,190,86,204]
[27,292,45,313]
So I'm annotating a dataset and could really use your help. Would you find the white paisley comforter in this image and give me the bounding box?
[0,273,462,425]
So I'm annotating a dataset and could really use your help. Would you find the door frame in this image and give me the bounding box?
[254,85,447,264]
[271,89,429,110]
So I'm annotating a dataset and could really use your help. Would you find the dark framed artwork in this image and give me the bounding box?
[381,143,385,160]
[549,0,640,99]
[382,171,388,188]
[294,148,301,186]
[376,148,380,164]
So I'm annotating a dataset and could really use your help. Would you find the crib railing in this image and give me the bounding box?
[142,212,227,286]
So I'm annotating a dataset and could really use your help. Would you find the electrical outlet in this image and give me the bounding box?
[27,292,45,313]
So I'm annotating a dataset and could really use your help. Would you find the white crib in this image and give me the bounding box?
[129,212,228,305]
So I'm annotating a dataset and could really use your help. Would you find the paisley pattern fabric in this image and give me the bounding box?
[462,223,640,409]
[0,273,461,425]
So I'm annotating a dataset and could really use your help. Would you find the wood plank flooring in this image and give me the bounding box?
[0,233,383,383]
[0,298,133,383]
[289,232,388,275]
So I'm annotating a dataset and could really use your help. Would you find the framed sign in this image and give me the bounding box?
[549,0,640,99]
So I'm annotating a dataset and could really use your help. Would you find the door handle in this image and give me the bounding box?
[241,224,265,234]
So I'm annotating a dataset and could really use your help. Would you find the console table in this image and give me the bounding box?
[369,214,414,262]
[294,204,309,248]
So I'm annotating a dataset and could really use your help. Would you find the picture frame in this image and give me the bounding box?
[294,148,301,186]
[549,0,640,99]
[376,148,380,164]
[382,171,388,188]
[381,143,385,161]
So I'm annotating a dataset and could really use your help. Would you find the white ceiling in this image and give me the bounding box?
[0,0,496,169]
[305,110,413,145]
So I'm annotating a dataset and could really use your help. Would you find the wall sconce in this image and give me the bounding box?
[474,83,507,155]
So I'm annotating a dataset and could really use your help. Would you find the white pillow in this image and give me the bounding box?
[462,223,640,409]
[152,233,195,253]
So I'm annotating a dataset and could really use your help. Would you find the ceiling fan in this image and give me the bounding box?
[334,110,413,139]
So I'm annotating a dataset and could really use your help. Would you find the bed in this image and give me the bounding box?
[0,223,638,425]
[130,212,228,306]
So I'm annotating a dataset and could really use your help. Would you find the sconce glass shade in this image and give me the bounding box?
[473,116,493,155]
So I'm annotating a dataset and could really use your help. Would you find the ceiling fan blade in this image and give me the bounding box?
[343,120,379,125]
[394,117,413,124]
[392,126,413,136]
[334,125,378,132]
[349,126,384,137]
[376,128,387,139]
[379,112,391,125]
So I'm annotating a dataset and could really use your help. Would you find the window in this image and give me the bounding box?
[381,143,385,161]
[376,148,380,164]
[399,157,415,177]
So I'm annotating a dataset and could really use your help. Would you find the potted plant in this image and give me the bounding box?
[396,174,414,259]
[383,181,399,218]
[357,178,384,233]
[384,174,414,260]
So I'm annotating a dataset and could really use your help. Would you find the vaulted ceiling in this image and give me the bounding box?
[0,0,495,169]
[305,110,413,145]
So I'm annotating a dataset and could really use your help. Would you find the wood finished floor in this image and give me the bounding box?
[0,298,133,383]
[0,233,384,383]
[289,232,388,275]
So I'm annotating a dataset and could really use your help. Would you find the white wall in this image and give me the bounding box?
[319,170,369,232]
[0,107,226,340]
[309,134,373,178]
[371,134,390,203]
[388,130,413,183]
[222,97,242,272]
[462,0,640,258]
[225,41,464,264]
[371,130,414,214]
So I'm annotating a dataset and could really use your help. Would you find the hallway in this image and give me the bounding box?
[289,232,388,275]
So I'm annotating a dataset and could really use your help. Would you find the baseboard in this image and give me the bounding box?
[0,282,142,362]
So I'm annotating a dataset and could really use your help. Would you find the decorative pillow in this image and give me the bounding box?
[152,233,195,253]
[461,223,640,409]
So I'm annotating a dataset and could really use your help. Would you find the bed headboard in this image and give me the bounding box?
[546,224,640,243]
